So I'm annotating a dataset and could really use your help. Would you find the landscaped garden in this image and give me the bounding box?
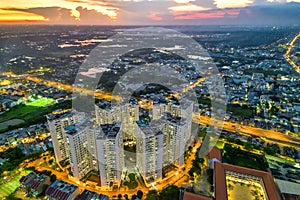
[223,144,269,171]
[226,177,267,200]
[123,173,138,190]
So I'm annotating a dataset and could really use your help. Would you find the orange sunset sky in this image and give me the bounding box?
[1,0,300,25]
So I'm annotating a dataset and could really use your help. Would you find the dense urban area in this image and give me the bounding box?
[0,25,299,200]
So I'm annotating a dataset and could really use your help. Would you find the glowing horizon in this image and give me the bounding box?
[0,0,300,24]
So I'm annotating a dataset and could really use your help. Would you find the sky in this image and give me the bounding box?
[1,0,300,25]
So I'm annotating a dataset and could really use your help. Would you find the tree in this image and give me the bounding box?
[145,190,159,200]
[128,173,136,181]
[50,174,57,182]
[263,147,276,156]
[188,166,201,177]
[159,185,179,200]
[137,190,143,199]
[207,169,214,185]
[5,147,24,160]
[245,142,253,150]
[41,170,52,176]
[49,158,54,164]
[236,139,243,145]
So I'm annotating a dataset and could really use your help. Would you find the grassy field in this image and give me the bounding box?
[25,97,54,107]
[0,170,32,198]
[0,100,72,133]
[0,80,12,86]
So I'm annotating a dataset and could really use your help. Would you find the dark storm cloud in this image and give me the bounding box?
[236,2,300,25]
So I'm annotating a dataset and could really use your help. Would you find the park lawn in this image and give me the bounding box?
[0,104,49,123]
[25,97,54,107]
[0,100,71,133]
[0,170,32,198]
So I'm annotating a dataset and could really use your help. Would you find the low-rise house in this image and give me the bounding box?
[19,172,50,196]
[45,179,78,200]
[19,172,37,189]
[75,190,108,200]
[31,174,51,196]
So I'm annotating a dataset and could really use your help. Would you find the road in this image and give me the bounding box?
[16,72,300,146]
[3,72,121,102]
[4,70,300,153]
[20,141,201,198]
[193,113,300,147]
[285,33,300,73]
[3,59,300,196]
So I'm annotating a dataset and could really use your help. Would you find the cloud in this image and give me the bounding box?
[214,0,253,8]
[106,0,175,24]
[1,7,77,23]
[166,2,300,25]
[75,6,114,24]
[1,6,116,24]
[169,4,209,12]
[173,9,240,19]
[1,1,300,25]
[0,9,47,23]
[198,0,218,8]
[148,13,162,21]
[239,2,300,25]
[174,0,195,3]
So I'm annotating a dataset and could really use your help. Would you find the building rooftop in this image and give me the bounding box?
[183,192,213,200]
[166,114,186,126]
[96,100,112,110]
[138,120,164,136]
[214,162,282,200]
[45,179,78,200]
[75,189,108,200]
[30,174,49,191]
[46,110,72,121]
[208,146,222,161]
[98,123,121,138]
[65,118,93,136]
[96,100,138,110]
[19,172,36,186]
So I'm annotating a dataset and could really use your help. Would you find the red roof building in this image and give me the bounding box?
[183,192,213,200]
[214,162,282,200]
